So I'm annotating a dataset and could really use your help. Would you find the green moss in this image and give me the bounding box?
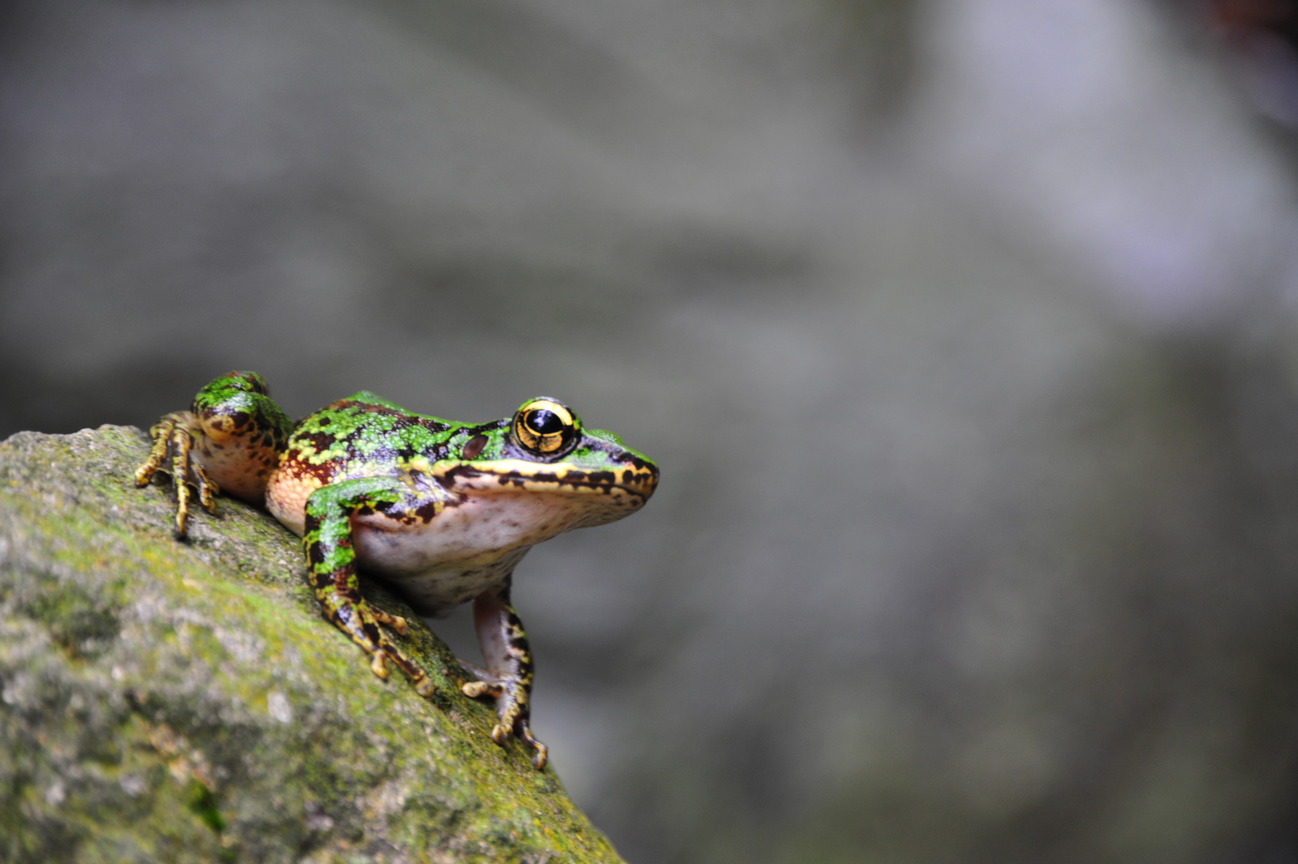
[182,778,226,833]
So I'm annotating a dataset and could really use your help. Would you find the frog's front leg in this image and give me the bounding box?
[303,478,436,698]
[462,580,549,769]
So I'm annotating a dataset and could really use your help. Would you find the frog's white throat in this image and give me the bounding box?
[346,489,609,612]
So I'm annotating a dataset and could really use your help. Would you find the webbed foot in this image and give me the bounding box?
[462,677,549,770]
[324,596,436,699]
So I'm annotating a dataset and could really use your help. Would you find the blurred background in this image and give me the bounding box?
[5,0,1298,861]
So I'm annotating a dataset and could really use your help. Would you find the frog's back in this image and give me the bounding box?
[265,393,453,534]
[338,390,407,413]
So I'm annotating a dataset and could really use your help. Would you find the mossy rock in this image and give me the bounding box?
[0,426,624,863]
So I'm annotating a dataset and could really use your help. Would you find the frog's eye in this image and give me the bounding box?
[512,398,579,457]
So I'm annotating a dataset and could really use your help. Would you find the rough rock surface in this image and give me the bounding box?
[0,425,623,864]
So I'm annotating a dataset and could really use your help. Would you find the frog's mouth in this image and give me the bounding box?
[435,458,658,513]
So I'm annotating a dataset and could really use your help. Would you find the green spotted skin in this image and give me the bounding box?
[135,371,659,770]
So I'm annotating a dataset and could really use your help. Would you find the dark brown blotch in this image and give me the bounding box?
[463,434,488,460]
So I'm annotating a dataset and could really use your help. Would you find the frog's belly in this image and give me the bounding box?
[352,528,527,615]
[348,495,573,613]
[318,491,594,614]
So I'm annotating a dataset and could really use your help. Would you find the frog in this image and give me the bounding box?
[133,370,658,769]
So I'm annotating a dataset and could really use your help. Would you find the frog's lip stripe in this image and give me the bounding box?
[438,459,658,499]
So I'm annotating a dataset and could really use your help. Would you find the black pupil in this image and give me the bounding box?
[528,409,564,436]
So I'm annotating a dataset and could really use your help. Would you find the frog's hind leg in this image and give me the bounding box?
[134,411,221,538]
[303,478,436,699]
[134,371,294,538]
[186,371,294,504]
[461,579,549,769]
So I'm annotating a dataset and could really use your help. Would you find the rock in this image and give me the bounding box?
[0,425,623,863]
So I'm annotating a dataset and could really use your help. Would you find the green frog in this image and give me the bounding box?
[134,371,659,769]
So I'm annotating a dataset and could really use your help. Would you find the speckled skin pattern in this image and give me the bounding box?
[135,371,658,769]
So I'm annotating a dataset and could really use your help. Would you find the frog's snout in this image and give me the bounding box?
[618,454,659,502]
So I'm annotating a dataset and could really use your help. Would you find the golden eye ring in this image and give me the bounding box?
[512,398,579,457]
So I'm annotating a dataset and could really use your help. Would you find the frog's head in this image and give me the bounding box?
[436,398,659,529]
